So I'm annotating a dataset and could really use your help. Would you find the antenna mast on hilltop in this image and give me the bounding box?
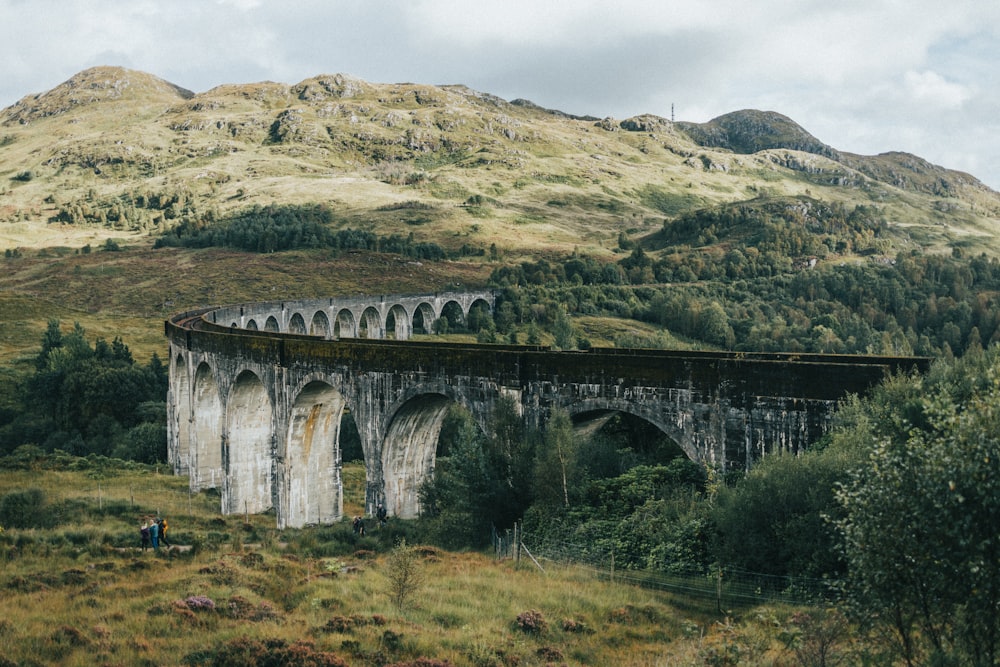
[671,103,675,123]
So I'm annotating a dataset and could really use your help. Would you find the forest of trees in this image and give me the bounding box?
[0,321,168,462]
[153,203,465,259]
[486,204,1000,358]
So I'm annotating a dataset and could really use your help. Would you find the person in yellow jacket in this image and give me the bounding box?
[158,517,171,548]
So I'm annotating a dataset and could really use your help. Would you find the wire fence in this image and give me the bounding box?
[492,526,839,610]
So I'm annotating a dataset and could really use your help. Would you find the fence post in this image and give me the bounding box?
[716,565,723,614]
[515,522,521,563]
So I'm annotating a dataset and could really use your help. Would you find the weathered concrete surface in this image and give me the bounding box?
[166,294,930,528]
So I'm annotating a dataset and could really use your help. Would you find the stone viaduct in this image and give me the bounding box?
[165,291,929,529]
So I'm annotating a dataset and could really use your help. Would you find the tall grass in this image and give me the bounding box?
[0,458,853,665]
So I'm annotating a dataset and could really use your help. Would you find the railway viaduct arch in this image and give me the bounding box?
[166,291,929,529]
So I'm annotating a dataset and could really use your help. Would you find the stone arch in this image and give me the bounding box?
[385,304,411,340]
[467,298,493,333]
[381,393,455,519]
[333,309,356,339]
[192,362,224,490]
[246,319,259,331]
[171,354,191,475]
[288,312,307,335]
[359,306,382,339]
[225,370,273,515]
[438,300,465,332]
[281,380,345,528]
[565,400,697,463]
[412,302,435,334]
[264,316,280,332]
[310,310,330,337]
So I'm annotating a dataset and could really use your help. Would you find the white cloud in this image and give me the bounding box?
[903,70,974,109]
[0,0,999,188]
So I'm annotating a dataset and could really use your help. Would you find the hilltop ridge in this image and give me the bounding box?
[4,66,194,125]
[1,66,998,258]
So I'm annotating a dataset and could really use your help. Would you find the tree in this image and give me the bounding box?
[533,407,574,507]
[419,398,535,547]
[836,351,1000,666]
[382,539,424,611]
[550,306,576,350]
[712,447,852,580]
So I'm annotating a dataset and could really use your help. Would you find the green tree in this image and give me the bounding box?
[550,306,576,350]
[712,447,853,580]
[420,397,535,547]
[533,407,574,507]
[383,539,425,611]
[836,352,1000,666]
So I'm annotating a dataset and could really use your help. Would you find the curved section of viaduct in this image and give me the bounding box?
[166,291,929,529]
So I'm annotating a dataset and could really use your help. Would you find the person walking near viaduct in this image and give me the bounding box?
[158,517,171,547]
[149,516,160,550]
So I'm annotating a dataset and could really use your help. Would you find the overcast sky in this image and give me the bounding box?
[2,0,999,190]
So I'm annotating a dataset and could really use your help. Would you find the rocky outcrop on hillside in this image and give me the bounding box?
[677,110,839,158]
[3,66,193,125]
[1,65,997,253]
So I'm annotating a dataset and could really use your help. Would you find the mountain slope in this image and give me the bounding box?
[1,65,998,260]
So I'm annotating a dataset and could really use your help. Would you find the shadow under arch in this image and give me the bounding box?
[380,387,486,519]
[288,312,307,335]
[281,380,345,528]
[226,369,273,515]
[333,309,356,339]
[567,402,695,463]
[385,304,410,340]
[359,306,382,339]
[412,302,435,334]
[310,310,330,337]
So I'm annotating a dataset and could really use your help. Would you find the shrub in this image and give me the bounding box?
[383,539,425,610]
[181,595,216,612]
[195,636,349,667]
[0,488,53,529]
[514,609,547,634]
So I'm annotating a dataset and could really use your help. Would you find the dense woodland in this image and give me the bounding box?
[0,321,168,463]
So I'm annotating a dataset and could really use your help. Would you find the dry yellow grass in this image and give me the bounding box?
[0,459,819,666]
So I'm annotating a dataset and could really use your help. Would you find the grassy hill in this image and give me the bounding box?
[1,65,999,364]
[0,454,848,666]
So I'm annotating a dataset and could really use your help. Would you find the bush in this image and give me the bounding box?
[0,488,54,529]
[383,539,424,610]
[514,609,547,634]
[191,636,349,667]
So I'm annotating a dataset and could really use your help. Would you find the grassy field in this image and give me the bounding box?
[0,456,829,666]
[0,243,494,365]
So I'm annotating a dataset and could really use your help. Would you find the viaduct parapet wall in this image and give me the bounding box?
[166,292,929,528]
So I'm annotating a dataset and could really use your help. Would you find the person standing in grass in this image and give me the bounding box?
[158,517,171,547]
[149,516,160,550]
[140,520,150,551]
